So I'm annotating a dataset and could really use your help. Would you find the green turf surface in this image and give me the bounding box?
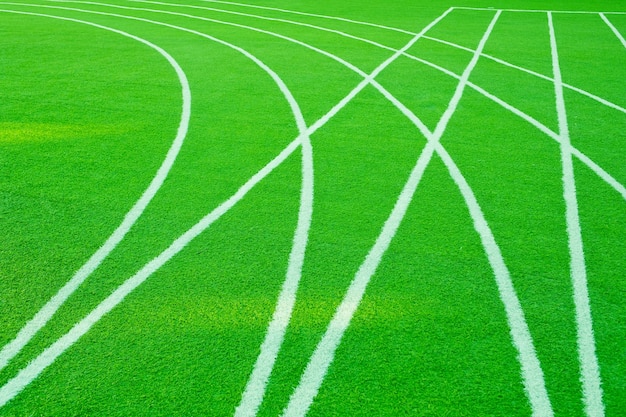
[0,0,624,415]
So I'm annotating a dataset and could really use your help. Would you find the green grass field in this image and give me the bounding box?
[1,0,625,415]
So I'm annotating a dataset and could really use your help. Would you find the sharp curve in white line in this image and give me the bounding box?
[600,13,626,48]
[548,12,605,417]
[0,8,191,374]
[128,0,626,201]
[283,11,552,417]
[0,3,313,408]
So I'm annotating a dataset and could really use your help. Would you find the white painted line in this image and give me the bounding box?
[135,0,626,122]
[455,6,626,15]
[137,0,626,200]
[423,34,626,116]
[0,9,191,374]
[0,3,313,407]
[600,13,626,49]
[284,12,548,417]
[198,0,416,35]
[127,0,403,61]
[548,12,605,417]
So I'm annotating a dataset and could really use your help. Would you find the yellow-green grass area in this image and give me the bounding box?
[0,0,624,415]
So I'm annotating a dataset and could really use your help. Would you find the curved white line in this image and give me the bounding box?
[130,0,626,200]
[0,8,191,374]
[198,0,416,35]
[284,11,552,417]
[548,13,604,417]
[0,2,315,408]
[0,1,452,410]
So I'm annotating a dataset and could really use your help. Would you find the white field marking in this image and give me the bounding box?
[127,0,404,59]
[455,7,626,15]
[0,2,312,408]
[600,13,626,49]
[284,12,548,417]
[234,8,453,416]
[548,12,605,417]
[128,0,626,202]
[136,0,626,119]
[0,9,191,374]
[422,34,626,116]
[198,0,415,35]
[0,4,453,407]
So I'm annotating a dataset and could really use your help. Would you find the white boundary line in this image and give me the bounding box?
[600,13,626,48]
[0,4,313,407]
[126,0,626,201]
[283,12,549,417]
[0,7,192,374]
[455,7,626,15]
[422,34,626,116]
[548,12,605,417]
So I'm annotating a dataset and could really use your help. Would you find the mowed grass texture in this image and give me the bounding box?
[0,0,624,416]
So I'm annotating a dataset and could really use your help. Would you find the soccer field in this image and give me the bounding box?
[0,0,624,415]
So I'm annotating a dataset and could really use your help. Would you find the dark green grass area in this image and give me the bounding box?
[1,0,625,416]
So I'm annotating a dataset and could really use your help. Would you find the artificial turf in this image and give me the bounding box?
[0,0,624,415]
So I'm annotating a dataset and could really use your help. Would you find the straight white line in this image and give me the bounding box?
[198,0,416,34]
[0,3,313,407]
[455,6,626,15]
[283,12,545,417]
[548,12,605,417]
[600,13,626,49]
[0,8,191,374]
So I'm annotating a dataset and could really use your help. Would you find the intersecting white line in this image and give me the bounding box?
[127,0,626,201]
[0,7,191,375]
[423,34,626,116]
[282,11,551,417]
[0,2,448,407]
[600,13,626,48]
[2,1,620,412]
[0,4,312,407]
[548,11,605,417]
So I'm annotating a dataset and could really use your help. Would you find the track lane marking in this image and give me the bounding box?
[548,11,605,417]
[0,6,192,375]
